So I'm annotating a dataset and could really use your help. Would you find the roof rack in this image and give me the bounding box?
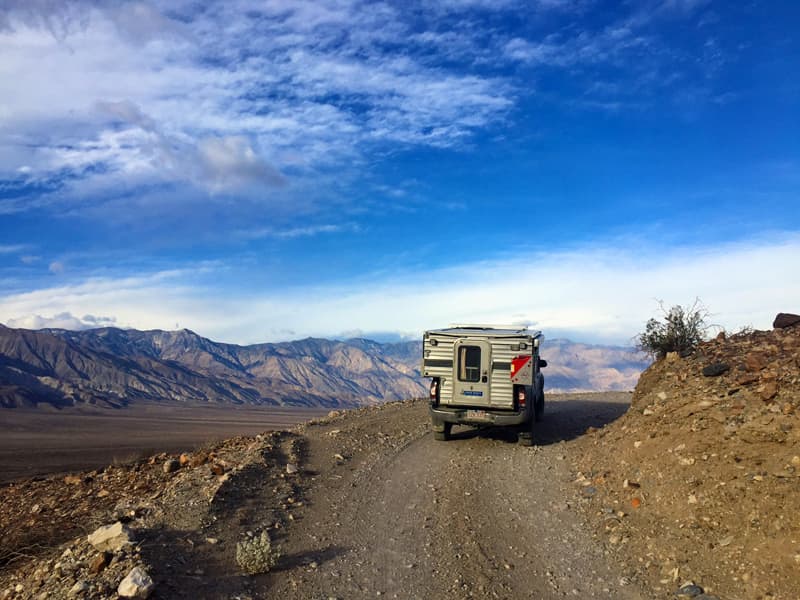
[448,323,529,330]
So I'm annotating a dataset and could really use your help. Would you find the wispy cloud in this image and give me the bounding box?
[238,223,359,240]
[0,0,514,216]
[0,244,27,254]
[2,236,797,345]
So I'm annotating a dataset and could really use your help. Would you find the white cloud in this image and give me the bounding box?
[6,311,116,331]
[238,223,356,240]
[2,236,798,345]
[0,244,27,254]
[48,261,65,274]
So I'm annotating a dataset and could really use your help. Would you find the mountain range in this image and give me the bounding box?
[0,324,649,409]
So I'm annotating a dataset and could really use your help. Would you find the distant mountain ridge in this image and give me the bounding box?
[0,326,424,409]
[0,326,649,409]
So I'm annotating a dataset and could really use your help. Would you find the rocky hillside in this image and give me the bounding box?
[575,314,800,600]
[0,326,425,409]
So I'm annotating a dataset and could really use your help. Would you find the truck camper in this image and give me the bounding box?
[422,325,546,445]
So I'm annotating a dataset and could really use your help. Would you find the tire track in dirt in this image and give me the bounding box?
[260,395,649,599]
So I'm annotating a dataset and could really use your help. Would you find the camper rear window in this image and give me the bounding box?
[458,345,481,382]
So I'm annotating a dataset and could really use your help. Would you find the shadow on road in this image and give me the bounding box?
[274,544,350,571]
[448,397,631,447]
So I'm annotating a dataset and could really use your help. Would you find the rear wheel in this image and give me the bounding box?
[433,421,452,441]
[518,415,535,446]
[534,390,545,422]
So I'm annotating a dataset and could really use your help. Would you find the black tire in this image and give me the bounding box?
[433,422,452,441]
[518,425,534,446]
[534,391,545,422]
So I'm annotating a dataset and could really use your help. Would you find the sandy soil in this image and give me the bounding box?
[0,404,328,483]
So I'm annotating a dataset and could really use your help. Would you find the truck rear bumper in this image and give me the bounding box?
[429,404,531,427]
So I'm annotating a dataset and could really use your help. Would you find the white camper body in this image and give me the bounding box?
[422,325,546,444]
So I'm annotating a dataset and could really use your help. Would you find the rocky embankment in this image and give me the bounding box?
[575,314,800,600]
[0,425,312,599]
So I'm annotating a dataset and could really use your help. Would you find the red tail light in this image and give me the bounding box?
[430,380,438,399]
[517,387,526,406]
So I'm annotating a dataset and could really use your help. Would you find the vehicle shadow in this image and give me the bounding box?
[449,395,632,447]
[272,544,349,571]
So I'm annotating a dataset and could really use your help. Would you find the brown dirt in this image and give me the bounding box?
[575,325,800,600]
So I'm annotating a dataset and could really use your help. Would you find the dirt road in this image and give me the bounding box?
[257,393,647,599]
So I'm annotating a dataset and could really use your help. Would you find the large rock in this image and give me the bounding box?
[117,567,154,599]
[773,313,800,329]
[87,522,133,552]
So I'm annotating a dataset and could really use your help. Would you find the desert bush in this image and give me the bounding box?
[637,299,710,359]
[236,531,281,574]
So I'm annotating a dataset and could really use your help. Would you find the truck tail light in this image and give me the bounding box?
[517,387,526,407]
[430,379,439,403]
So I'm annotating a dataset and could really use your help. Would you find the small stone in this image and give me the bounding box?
[210,463,226,476]
[89,552,111,574]
[64,475,82,485]
[189,453,208,467]
[97,489,110,498]
[657,391,668,401]
[15,584,24,593]
[163,459,180,473]
[745,353,767,372]
[68,581,89,597]
[702,363,729,377]
[334,453,345,461]
[30,503,41,514]
[759,381,778,401]
[676,583,704,598]
[633,441,642,448]
[791,456,800,468]
[286,463,299,474]
[179,453,190,466]
[87,522,134,552]
[642,408,654,416]
[688,494,698,504]
[205,537,219,545]
[118,567,155,599]
[736,372,760,385]
[631,497,641,509]
[718,535,733,547]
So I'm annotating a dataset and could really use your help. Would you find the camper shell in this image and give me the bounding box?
[422,325,546,444]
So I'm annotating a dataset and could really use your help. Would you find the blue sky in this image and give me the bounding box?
[0,0,798,344]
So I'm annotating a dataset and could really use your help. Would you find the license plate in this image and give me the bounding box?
[466,409,490,421]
